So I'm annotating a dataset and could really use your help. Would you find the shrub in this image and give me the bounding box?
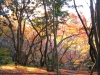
[0,48,13,65]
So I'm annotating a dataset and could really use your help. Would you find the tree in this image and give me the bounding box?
[1,0,93,74]
[0,0,44,65]
[96,0,100,75]
[73,0,100,74]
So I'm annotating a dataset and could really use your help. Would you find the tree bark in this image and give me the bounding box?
[96,0,100,74]
[42,0,49,68]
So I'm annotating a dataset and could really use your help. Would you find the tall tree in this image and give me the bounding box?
[96,0,100,75]
[73,0,100,74]
[0,0,43,65]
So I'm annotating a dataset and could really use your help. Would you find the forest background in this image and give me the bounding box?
[0,0,100,75]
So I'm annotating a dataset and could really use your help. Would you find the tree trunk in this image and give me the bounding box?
[42,0,49,69]
[96,0,100,74]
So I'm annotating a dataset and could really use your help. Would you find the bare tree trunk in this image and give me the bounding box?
[89,1,98,74]
[96,0,100,75]
[42,0,49,68]
[73,0,98,74]
[52,0,59,74]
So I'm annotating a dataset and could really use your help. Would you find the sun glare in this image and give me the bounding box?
[0,65,16,70]
[0,65,47,73]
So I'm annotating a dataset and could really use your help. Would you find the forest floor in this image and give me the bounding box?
[0,64,97,75]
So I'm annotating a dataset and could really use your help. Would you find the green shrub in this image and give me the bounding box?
[0,48,13,65]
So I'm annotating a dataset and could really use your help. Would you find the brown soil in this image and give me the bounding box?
[0,65,97,75]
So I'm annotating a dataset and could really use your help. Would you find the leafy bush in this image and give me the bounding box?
[0,48,13,65]
[48,58,53,65]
